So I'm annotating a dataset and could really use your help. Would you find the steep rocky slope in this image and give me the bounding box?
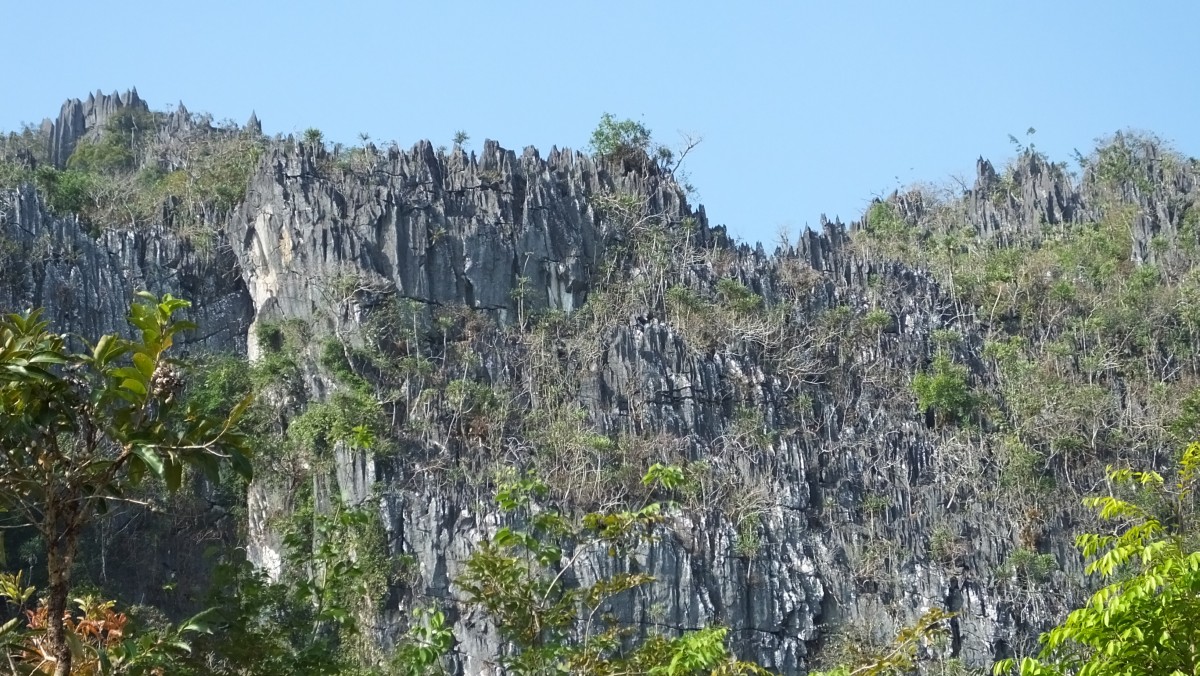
[2,91,1199,674]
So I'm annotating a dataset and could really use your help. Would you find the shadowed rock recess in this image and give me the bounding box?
[3,91,1200,674]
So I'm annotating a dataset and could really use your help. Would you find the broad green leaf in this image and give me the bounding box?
[169,639,194,653]
[113,366,146,383]
[26,352,67,366]
[227,392,255,424]
[131,445,165,478]
[0,616,20,639]
[140,328,161,349]
[132,351,155,379]
[179,608,217,634]
[120,378,147,396]
[164,456,183,492]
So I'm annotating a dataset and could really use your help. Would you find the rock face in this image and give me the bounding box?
[0,185,252,351]
[966,155,1082,242]
[41,89,150,168]
[4,97,1199,674]
[230,140,689,328]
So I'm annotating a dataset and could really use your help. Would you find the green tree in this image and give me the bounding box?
[589,113,652,161]
[183,504,395,675]
[912,351,976,427]
[0,573,217,675]
[391,606,454,675]
[457,467,769,674]
[33,166,94,216]
[994,443,1200,676]
[0,294,253,676]
[65,108,155,174]
[303,128,324,147]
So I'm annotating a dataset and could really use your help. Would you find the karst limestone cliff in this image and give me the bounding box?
[3,90,1198,673]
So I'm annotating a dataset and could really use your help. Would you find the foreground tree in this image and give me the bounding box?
[0,572,216,675]
[809,608,958,676]
[994,443,1200,675]
[0,294,253,675]
[458,466,769,675]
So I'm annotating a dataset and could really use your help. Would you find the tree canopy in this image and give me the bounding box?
[0,294,253,675]
[995,444,1200,676]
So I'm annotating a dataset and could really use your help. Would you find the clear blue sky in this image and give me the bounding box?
[2,1,1197,246]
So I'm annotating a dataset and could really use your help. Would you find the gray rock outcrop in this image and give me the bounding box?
[42,88,150,168]
[0,185,251,350]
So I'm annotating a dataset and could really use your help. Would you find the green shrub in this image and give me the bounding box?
[862,492,890,514]
[320,338,359,383]
[912,351,976,426]
[66,108,156,174]
[0,160,33,191]
[289,390,384,456]
[666,285,709,315]
[1180,201,1200,250]
[34,166,93,216]
[1091,132,1158,193]
[931,328,961,347]
[186,354,253,417]
[589,113,651,160]
[998,436,1052,493]
[863,308,893,333]
[251,350,302,393]
[150,136,261,219]
[729,406,774,449]
[929,524,963,562]
[445,378,498,416]
[256,319,311,354]
[0,234,23,283]
[734,515,762,558]
[1169,388,1200,441]
[715,278,764,314]
[67,138,134,173]
[191,138,262,212]
[863,202,912,239]
[1003,547,1057,585]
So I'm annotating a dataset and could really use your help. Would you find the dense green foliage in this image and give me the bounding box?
[66,109,155,174]
[0,285,777,673]
[589,113,652,161]
[911,351,976,427]
[0,295,253,674]
[587,113,697,177]
[0,574,216,676]
[0,301,450,675]
[995,445,1200,676]
[178,504,402,675]
[840,133,1200,674]
[33,167,95,216]
[0,124,42,191]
